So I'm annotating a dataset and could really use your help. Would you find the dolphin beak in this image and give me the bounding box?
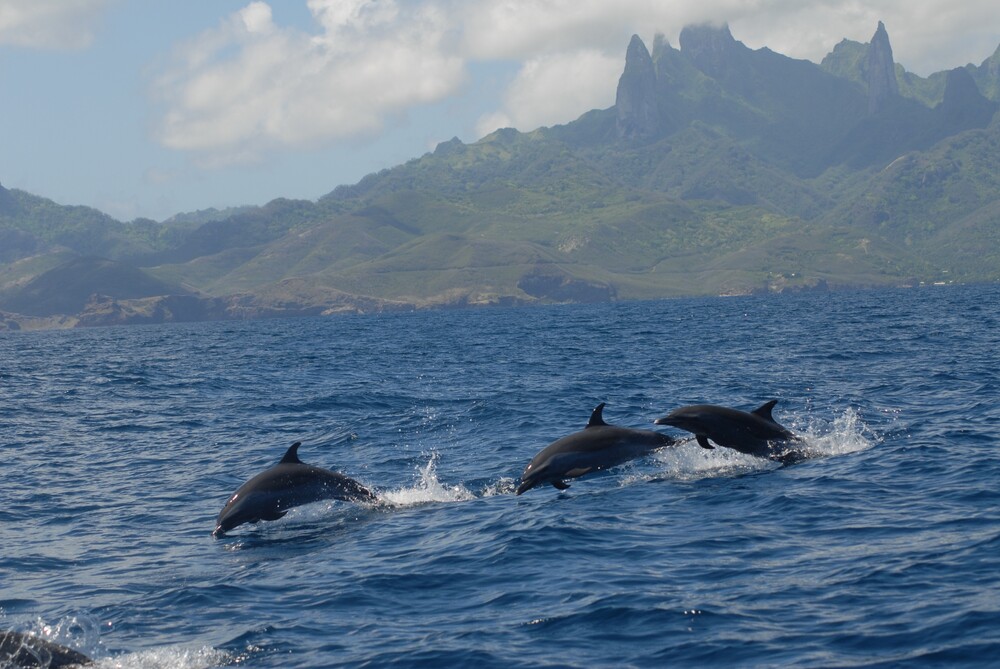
[212,525,226,539]
[653,415,673,426]
[515,480,533,495]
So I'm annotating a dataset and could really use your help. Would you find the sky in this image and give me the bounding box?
[1,0,998,222]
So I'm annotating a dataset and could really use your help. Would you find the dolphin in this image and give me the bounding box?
[653,400,800,461]
[516,403,675,495]
[0,629,92,668]
[213,442,376,537]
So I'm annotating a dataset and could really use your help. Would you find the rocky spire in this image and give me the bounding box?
[615,34,659,140]
[866,21,899,114]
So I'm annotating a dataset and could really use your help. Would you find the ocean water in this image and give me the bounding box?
[2,284,999,668]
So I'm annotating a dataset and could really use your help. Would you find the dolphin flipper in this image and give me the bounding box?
[551,480,570,490]
[696,434,715,450]
[259,509,288,521]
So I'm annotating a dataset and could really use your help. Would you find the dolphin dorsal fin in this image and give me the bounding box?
[279,442,303,464]
[587,403,608,427]
[751,400,779,422]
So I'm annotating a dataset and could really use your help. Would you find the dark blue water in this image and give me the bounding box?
[2,284,999,668]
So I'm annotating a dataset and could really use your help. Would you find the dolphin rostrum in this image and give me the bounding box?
[213,442,376,537]
[653,400,800,461]
[516,403,675,495]
[0,629,92,668]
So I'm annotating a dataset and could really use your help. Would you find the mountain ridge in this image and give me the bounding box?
[2,21,999,330]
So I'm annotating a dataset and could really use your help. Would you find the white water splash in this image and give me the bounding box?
[4,616,230,669]
[31,614,103,658]
[649,439,773,481]
[648,407,875,481]
[90,646,231,669]
[378,453,477,506]
[793,406,877,458]
[480,477,519,497]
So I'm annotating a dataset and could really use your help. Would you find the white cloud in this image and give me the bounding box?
[151,0,465,165]
[465,0,1000,137]
[238,2,274,35]
[460,0,1000,74]
[0,0,111,49]
[151,0,1000,162]
[476,49,621,137]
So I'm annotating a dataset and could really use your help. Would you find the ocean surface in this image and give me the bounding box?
[2,284,999,668]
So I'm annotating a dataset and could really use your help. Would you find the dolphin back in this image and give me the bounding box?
[654,400,797,457]
[213,443,375,537]
[517,405,675,494]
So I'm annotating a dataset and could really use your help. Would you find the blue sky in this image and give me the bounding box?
[1,1,998,222]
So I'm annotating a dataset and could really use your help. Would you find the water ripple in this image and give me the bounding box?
[2,285,1000,667]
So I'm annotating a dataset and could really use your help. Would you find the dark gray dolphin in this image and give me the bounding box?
[0,629,91,668]
[516,403,675,495]
[653,400,800,461]
[213,442,376,537]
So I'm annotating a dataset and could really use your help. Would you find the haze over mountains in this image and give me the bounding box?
[2,21,999,329]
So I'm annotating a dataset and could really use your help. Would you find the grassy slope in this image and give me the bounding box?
[3,31,1000,317]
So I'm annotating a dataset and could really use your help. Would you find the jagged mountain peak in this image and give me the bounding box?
[5,22,1000,329]
[867,20,900,114]
[678,22,737,53]
[676,22,754,84]
[615,34,659,140]
[625,33,649,56]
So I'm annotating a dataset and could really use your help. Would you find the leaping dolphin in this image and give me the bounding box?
[0,629,92,668]
[516,403,675,495]
[213,442,376,537]
[653,400,800,461]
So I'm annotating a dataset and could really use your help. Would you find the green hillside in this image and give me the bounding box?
[2,20,999,328]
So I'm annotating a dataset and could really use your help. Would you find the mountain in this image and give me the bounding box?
[0,255,192,317]
[1,21,999,329]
